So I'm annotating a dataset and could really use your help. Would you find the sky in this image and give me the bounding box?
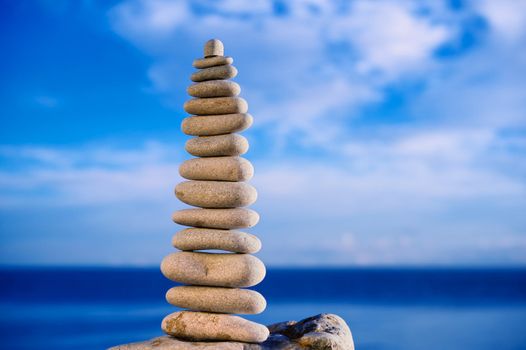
[1,0,525,266]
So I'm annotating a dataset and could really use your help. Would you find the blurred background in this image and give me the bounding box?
[1,0,525,349]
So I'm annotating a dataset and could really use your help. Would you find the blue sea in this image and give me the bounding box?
[1,267,526,350]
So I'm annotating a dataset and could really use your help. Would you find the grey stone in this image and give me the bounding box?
[172,228,261,253]
[191,65,238,83]
[166,286,266,314]
[188,80,240,98]
[175,181,257,208]
[182,113,253,136]
[184,97,247,115]
[160,252,265,287]
[161,311,269,343]
[179,156,254,182]
[185,134,249,157]
[109,313,354,349]
[193,56,233,69]
[172,208,259,229]
[204,39,224,57]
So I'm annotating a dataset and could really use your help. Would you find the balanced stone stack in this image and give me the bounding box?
[160,39,269,344]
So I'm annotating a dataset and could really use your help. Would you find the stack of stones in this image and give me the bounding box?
[160,39,269,344]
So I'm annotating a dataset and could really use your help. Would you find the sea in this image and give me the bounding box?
[1,267,525,350]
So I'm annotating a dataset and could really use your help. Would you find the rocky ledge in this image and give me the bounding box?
[109,313,354,350]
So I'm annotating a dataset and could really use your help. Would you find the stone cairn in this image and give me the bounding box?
[160,39,269,344]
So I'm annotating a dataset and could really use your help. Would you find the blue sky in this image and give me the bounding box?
[1,0,525,266]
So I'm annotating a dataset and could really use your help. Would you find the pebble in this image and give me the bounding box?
[193,56,233,69]
[204,39,224,57]
[191,65,237,83]
[172,208,259,229]
[184,97,247,115]
[175,181,257,208]
[179,156,254,182]
[162,311,269,343]
[172,228,261,253]
[187,80,240,98]
[185,134,248,157]
[161,252,266,288]
[166,286,266,314]
[182,114,253,136]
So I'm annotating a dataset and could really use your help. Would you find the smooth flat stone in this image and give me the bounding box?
[161,252,266,287]
[204,39,224,58]
[191,65,237,82]
[166,286,266,314]
[193,56,233,69]
[172,228,261,253]
[188,80,240,98]
[175,181,257,208]
[184,97,247,115]
[185,134,248,157]
[162,311,269,343]
[110,313,354,350]
[172,208,259,229]
[179,157,254,182]
[182,113,253,136]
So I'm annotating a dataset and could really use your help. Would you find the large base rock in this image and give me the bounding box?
[109,314,354,350]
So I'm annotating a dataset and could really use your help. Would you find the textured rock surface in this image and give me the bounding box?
[166,286,266,314]
[193,56,233,69]
[161,251,266,287]
[108,313,354,349]
[186,134,249,157]
[179,156,254,182]
[162,311,269,343]
[191,65,238,82]
[175,181,257,208]
[172,228,261,253]
[184,97,248,115]
[182,114,253,136]
[188,80,240,98]
[172,208,259,229]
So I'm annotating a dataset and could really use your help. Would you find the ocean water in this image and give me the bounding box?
[1,267,525,350]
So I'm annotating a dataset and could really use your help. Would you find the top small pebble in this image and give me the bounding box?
[204,39,224,58]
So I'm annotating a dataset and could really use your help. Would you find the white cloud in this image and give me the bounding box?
[108,0,453,145]
[1,135,524,265]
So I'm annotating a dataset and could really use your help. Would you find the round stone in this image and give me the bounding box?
[166,286,266,314]
[188,80,240,98]
[182,113,253,136]
[193,56,233,69]
[184,97,247,115]
[191,65,237,83]
[162,311,269,343]
[175,181,257,208]
[204,39,224,58]
[172,208,259,229]
[172,228,261,253]
[185,134,248,157]
[161,252,266,288]
[179,156,254,182]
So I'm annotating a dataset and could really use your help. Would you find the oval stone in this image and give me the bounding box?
[161,252,266,287]
[162,311,269,343]
[193,56,233,69]
[191,65,237,82]
[172,208,259,229]
[182,113,253,136]
[166,286,266,314]
[172,228,261,253]
[186,134,248,157]
[179,156,254,182]
[175,181,257,208]
[184,97,247,115]
[204,39,224,58]
[187,80,240,98]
